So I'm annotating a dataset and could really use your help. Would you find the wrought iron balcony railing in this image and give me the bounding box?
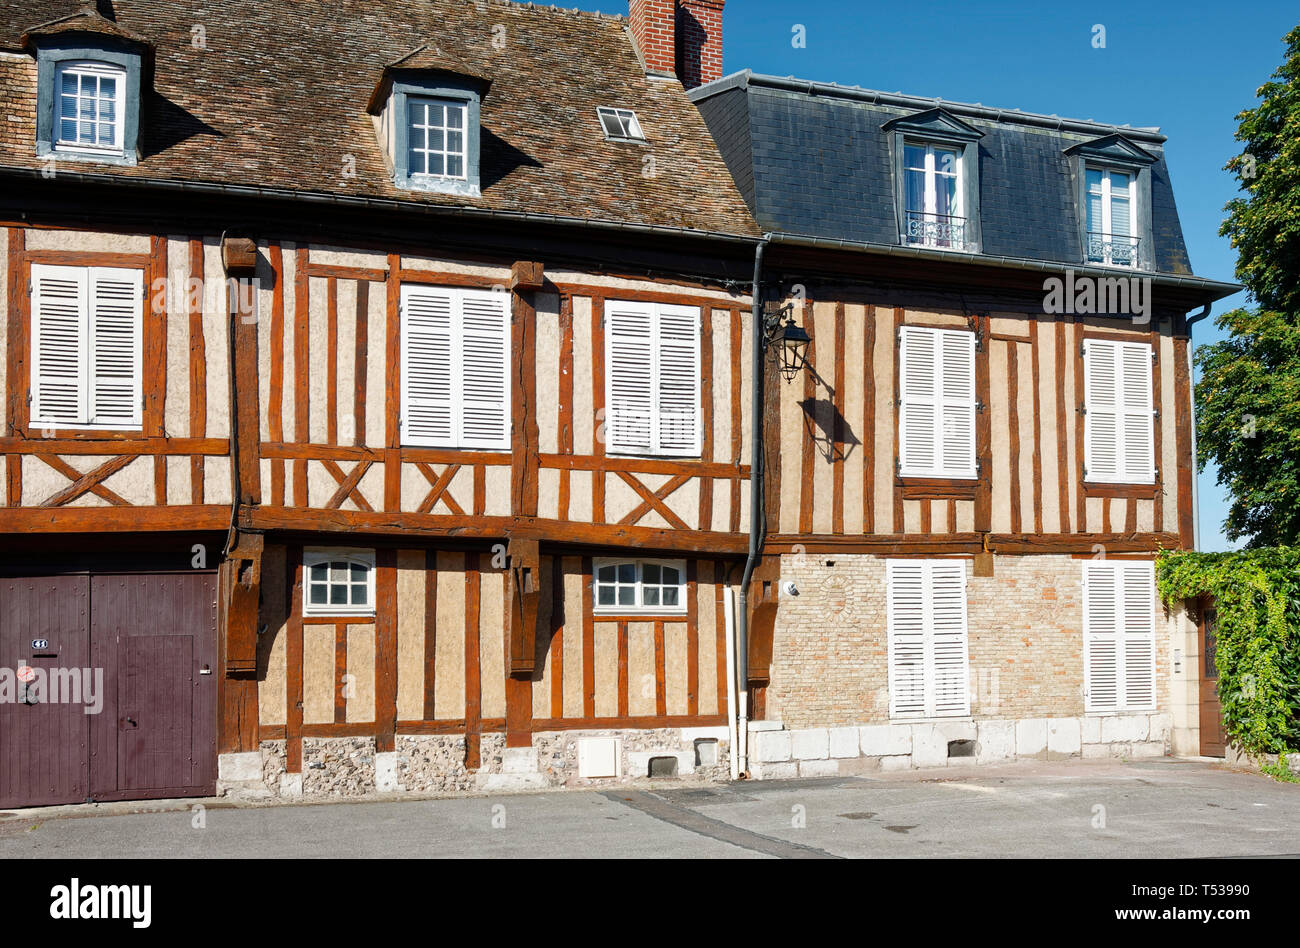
[1085,232,1141,269]
[904,210,969,251]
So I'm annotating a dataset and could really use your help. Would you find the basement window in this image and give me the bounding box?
[597,107,646,143]
[304,549,376,617]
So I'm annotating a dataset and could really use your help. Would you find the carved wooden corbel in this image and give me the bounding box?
[505,537,541,678]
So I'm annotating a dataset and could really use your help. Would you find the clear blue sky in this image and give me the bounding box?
[565,0,1297,550]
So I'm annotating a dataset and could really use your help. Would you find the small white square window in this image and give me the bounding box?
[408,97,469,180]
[594,559,686,615]
[303,549,376,617]
[54,61,125,155]
[597,107,645,143]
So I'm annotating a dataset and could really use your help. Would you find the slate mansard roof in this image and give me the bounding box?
[691,70,1226,282]
[0,0,759,238]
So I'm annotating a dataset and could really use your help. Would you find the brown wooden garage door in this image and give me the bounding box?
[0,570,217,809]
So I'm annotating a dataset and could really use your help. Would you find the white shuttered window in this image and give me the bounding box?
[898,326,976,478]
[1082,561,1156,713]
[605,300,701,457]
[1084,339,1155,483]
[887,559,971,718]
[30,263,143,430]
[400,285,510,449]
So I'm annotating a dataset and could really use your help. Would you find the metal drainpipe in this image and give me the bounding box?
[1184,302,1212,551]
[736,235,771,778]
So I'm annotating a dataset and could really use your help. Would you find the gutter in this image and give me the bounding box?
[768,231,1243,299]
[0,165,764,248]
[735,235,771,778]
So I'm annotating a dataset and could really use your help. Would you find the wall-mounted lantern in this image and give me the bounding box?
[764,302,811,383]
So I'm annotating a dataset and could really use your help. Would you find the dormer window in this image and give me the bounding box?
[597,107,646,143]
[55,60,125,154]
[368,60,488,198]
[1085,165,1137,268]
[408,97,468,181]
[28,24,147,168]
[883,108,984,254]
[903,141,963,250]
[1065,135,1158,271]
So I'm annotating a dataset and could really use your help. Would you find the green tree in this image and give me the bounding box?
[1197,24,1300,547]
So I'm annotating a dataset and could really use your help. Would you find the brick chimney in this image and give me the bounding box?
[629,0,725,90]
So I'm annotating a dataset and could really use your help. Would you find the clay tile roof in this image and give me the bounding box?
[21,3,150,50]
[0,0,760,238]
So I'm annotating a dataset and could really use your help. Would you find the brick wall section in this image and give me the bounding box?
[765,553,1174,729]
[629,0,677,76]
[676,0,725,90]
[0,56,37,155]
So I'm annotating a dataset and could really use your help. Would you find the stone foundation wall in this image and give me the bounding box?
[218,726,730,801]
[746,712,1173,778]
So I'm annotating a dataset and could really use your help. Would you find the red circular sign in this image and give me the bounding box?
[16,665,35,683]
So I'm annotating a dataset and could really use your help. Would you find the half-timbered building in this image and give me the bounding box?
[692,71,1240,773]
[0,0,763,806]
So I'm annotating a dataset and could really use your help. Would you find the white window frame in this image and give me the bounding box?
[596,107,645,143]
[399,284,510,450]
[54,60,126,155]
[897,325,977,479]
[1083,338,1155,485]
[886,559,972,720]
[903,140,964,247]
[407,96,470,181]
[604,300,701,458]
[1085,164,1138,268]
[303,549,377,618]
[1082,561,1157,714]
[593,558,688,616]
[29,263,143,431]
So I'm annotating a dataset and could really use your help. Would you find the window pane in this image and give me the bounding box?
[598,565,615,583]
[448,106,464,129]
[61,72,76,94]
[1111,194,1131,236]
[904,144,926,171]
[309,585,327,604]
[59,119,77,141]
[428,153,445,176]
[906,167,925,214]
[1086,191,1103,235]
[644,587,660,606]
[618,563,635,584]
[447,130,463,154]
[618,587,634,606]
[643,564,661,585]
[598,586,615,606]
[311,563,328,582]
[351,583,368,604]
[446,155,463,177]
[351,563,367,582]
[330,585,347,605]
[1086,168,1103,191]
[663,587,679,607]
[662,567,680,586]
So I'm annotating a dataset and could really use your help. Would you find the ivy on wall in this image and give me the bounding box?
[1156,548,1300,757]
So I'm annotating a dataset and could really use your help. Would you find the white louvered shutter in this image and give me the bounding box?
[30,263,89,426]
[1083,561,1155,712]
[1120,562,1156,710]
[401,285,456,446]
[655,304,700,457]
[1083,562,1120,712]
[888,559,971,718]
[938,331,976,477]
[899,326,975,477]
[1120,343,1154,481]
[605,300,655,454]
[887,561,928,717]
[899,327,937,474]
[88,267,142,428]
[1085,340,1153,483]
[458,289,510,449]
[929,561,971,716]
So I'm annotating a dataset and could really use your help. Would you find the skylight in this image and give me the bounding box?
[597,107,645,143]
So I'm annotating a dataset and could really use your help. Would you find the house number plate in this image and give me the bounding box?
[31,639,49,650]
